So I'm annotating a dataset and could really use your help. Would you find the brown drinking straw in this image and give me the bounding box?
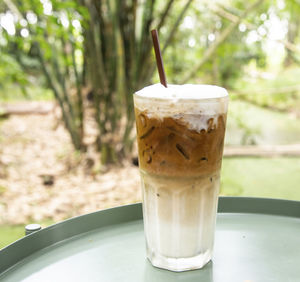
[151,29,168,88]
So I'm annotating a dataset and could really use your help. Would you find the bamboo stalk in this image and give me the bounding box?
[37,47,82,150]
[70,38,84,139]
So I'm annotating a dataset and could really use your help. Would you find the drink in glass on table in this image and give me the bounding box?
[134,84,229,272]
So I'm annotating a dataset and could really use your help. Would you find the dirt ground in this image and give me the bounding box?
[0,108,141,225]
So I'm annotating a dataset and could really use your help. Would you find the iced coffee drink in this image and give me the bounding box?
[134,84,228,271]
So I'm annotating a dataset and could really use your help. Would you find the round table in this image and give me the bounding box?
[0,197,300,281]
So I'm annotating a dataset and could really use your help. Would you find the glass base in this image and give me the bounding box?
[147,249,212,272]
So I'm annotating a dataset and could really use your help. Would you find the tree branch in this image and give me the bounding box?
[157,0,176,31]
[279,39,300,54]
[212,4,256,29]
[162,0,194,55]
[215,4,300,54]
[180,0,262,84]
[3,0,24,19]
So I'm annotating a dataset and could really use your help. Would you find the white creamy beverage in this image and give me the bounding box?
[134,84,228,271]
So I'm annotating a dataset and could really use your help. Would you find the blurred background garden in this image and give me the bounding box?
[0,0,299,248]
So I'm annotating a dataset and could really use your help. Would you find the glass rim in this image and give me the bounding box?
[133,93,229,103]
[133,84,229,103]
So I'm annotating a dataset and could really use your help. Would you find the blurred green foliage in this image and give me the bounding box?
[0,0,299,148]
[0,54,28,95]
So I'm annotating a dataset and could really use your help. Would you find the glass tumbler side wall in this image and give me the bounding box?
[134,93,228,272]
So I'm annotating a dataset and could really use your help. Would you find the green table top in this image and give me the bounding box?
[0,197,300,282]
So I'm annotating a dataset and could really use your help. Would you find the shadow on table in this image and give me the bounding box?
[144,260,213,281]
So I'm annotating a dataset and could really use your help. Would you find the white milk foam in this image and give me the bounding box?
[135,83,228,100]
[134,84,229,131]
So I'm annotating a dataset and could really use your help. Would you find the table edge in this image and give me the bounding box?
[0,196,299,275]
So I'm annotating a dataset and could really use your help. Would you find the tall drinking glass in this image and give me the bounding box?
[134,84,228,272]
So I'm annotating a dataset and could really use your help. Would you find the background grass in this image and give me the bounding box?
[0,221,54,250]
[0,225,25,249]
[221,157,300,200]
